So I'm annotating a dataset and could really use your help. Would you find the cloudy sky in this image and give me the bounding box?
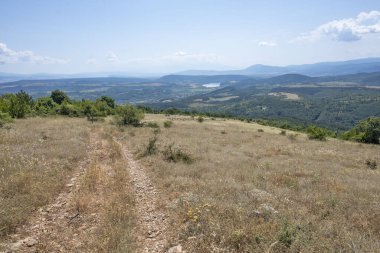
[1,0,380,74]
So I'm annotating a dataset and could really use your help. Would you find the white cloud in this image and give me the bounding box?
[106,51,119,62]
[174,51,188,57]
[297,10,380,42]
[0,42,68,64]
[258,41,278,47]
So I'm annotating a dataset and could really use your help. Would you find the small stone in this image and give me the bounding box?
[23,237,38,247]
[167,245,183,253]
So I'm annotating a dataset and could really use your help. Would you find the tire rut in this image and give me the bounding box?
[116,139,176,253]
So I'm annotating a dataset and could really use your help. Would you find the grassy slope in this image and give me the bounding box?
[120,114,380,252]
[0,117,90,236]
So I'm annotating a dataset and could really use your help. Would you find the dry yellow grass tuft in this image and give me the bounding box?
[118,114,380,252]
[0,117,90,236]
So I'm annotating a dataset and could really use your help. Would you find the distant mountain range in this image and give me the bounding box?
[2,57,380,83]
[175,57,380,76]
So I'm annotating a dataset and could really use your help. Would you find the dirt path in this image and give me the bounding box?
[116,139,182,253]
[0,131,102,253]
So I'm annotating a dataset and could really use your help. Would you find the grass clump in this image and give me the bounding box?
[146,121,159,128]
[280,130,286,135]
[162,144,193,164]
[163,120,173,128]
[197,116,204,123]
[257,128,264,132]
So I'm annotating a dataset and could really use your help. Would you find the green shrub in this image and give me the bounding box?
[197,116,204,123]
[280,130,286,135]
[162,144,193,164]
[342,117,380,144]
[115,105,144,127]
[163,120,173,128]
[307,125,328,141]
[0,112,13,128]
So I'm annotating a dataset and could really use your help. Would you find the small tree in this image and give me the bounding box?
[51,90,69,104]
[115,104,144,126]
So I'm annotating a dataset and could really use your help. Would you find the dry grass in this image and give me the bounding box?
[72,129,136,252]
[117,114,380,252]
[0,117,90,236]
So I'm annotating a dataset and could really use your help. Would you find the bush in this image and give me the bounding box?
[307,125,328,141]
[197,116,204,123]
[257,129,264,132]
[280,130,286,135]
[163,120,173,128]
[115,105,144,126]
[162,144,193,164]
[342,117,380,144]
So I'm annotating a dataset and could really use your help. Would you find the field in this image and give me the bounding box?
[1,115,379,252]
[114,114,380,252]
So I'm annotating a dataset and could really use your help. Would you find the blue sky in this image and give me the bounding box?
[1,0,380,74]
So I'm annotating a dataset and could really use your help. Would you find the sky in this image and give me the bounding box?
[1,0,380,74]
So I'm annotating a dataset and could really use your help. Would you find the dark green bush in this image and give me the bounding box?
[307,125,328,141]
[342,117,380,144]
[50,90,69,104]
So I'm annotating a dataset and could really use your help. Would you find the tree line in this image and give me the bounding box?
[1,90,379,144]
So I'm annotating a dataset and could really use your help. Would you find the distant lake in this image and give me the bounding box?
[202,82,220,88]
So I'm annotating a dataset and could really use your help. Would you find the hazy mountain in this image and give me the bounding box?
[176,57,380,76]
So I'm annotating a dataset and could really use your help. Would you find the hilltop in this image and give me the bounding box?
[0,113,379,252]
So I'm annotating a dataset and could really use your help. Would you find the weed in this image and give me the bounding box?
[280,130,286,135]
[141,135,158,157]
[163,120,173,128]
[162,144,193,164]
[278,221,297,248]
[257,129,264,132]
[197,116,204,123]
[366,159,377,170]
